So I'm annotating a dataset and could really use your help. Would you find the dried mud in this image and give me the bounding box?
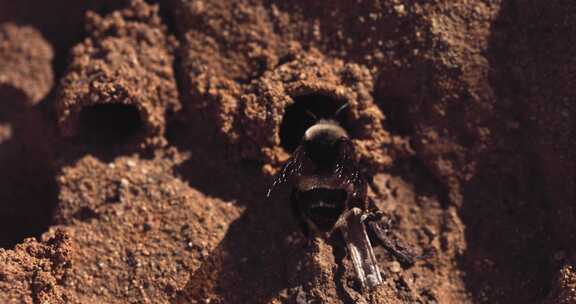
[0,0,575,303]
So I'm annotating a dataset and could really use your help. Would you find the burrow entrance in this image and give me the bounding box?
[78,103,143,146]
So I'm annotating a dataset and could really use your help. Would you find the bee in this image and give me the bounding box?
[267,102,416,290]
[267,103,365,235]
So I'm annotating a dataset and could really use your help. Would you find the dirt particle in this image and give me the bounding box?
[389,261,402,273]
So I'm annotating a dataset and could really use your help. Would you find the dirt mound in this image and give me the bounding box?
[0,0,575,303]
[0,230,72,304]
[56,1,180,149]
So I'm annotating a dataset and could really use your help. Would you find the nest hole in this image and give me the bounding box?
[279,94,352,152]
[78,103,143,146]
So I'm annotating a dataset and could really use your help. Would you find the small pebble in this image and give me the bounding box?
[394,4,406,16]
[143,223,152,231]
[390,261,402,273]
[186,242,194,250]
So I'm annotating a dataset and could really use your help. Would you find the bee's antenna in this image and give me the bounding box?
[334,102,349,118]
[304,109,318,121]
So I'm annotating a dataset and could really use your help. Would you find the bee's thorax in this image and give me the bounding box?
[302,120,347,170]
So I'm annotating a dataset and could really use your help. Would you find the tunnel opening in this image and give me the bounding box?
[279,94,352,152]
[78,103,143,146]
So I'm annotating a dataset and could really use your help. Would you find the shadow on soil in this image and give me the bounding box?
[456,2,565,301]
[168,117,310,303]
[0,94,58,248]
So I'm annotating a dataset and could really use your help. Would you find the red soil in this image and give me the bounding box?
[0,0,575,303]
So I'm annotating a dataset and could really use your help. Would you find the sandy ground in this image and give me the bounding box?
[0,0,575,303]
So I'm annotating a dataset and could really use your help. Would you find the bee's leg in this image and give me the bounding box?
[335,208,383,290]
[364,215,416,268]
[362,204,393,230]
[363,211,415,267]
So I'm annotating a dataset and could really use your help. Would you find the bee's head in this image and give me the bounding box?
[302,101,349,145]
[302,120,348,168]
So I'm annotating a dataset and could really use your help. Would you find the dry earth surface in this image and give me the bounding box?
[0,0,575,303]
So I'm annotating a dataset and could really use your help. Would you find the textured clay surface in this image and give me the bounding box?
[0,23,53,106]
[0,231,72,304]
[0,0,575,303]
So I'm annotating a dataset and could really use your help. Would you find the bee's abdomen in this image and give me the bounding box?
[293,187,348,232]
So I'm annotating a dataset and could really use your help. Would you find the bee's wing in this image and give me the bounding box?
[266,145,306,198]
[335,138,367,208]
